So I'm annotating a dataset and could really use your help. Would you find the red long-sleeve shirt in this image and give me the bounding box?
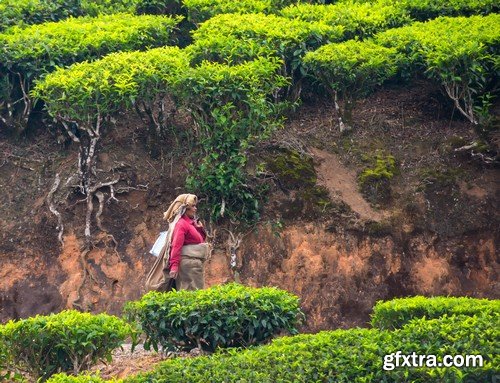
[168,215,206,272]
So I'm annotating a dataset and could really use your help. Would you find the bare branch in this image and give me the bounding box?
[59,119,80,143]
[47,173,64,247]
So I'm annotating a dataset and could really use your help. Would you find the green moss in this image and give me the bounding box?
[358,153,397,186]
[266,150,337,218]
[358,152,398,205]
[267,149,317,190]
[300,185,333,212]
[418,167,465,189]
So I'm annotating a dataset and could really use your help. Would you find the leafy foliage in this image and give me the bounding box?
[303,39,400,130]
[123,311,498,382]
[33,47,190,122]
[386,0,499,20]
[135,0,184,15]
[303,40,400,100]
[0,0,139,32]
[281,1,411,40]
[183,0,297,25]
[371,296,500,330]
[0,310,136,381]
[46,374,119,383]
[375,14,500,124]
[189,12,341,104]
[190,13,341,70]
[0,13,181,80]
[174,58,289,222]
[124,283,304,352]
[0,13,182,130]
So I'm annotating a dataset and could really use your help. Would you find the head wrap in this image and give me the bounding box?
[163,193,198,223]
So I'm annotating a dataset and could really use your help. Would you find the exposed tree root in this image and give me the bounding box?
[47,173,64,247]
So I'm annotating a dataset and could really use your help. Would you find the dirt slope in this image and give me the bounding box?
[0,80,498,333]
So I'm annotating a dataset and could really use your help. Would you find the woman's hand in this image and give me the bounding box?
[194,219,204,228]
[169,270,178,279]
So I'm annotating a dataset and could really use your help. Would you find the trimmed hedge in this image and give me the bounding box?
[371,296,500,330]
[387,0,499,20]
[124,283,304,352]
[1,310,135,381]
[189,13,342,79]
[183,0,296,25]
[0,0,139,32]
[0,13,182,129]
[281,1,411,40]
[375,14,500,124]
[303,39,401,99]
[46,374,120,383]
[33,46,190,122]
[0,13,182,79]
[119,312,498,382]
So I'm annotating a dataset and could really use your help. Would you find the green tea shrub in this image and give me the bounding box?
[0,0,139,32]
[1,310,135,381]
[33,46,189,222]
[376,14,500,124]
[190,13,341,65]
[124,283,304,352]
[390,313,499,381]
[189,13,341,102]
[0,0,81,32]
[371,296,500,330]
[123,312,498,382]
[183,0,296,25]
[281,1,411,40]
[46,374,118,383]
[174,58,289,221]
[33,46,189,123]
[0,13,182,131]
[80,0,138,16]
[303,40,400,130]
[389,0,499,20]
[135,0,184,15]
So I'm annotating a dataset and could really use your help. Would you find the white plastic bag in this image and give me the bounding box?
[149,231,167,257]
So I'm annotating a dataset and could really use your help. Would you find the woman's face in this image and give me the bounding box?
[185,204,197,218]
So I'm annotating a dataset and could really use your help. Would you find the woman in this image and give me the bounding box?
[145,194,209,291]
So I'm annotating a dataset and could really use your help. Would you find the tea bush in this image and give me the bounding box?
[303,40,400,129]
[371,296,500,330]
[183,0,296,25]
[375,14,500,124]
[0,0,140,32]
[1,310,136,381]
[0,13,182,130]
[174,58,289,222]
[190,13,341,65]
[124,283,304,352]
[33,46,190,122]
[135,0,184,15]
[391,313,499,381]
[281,1,411,40]
[303,39,400,100]
[189,13,341,97]
[46,374,119,383]
[121,312,497,382]
[387,0,499,20]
